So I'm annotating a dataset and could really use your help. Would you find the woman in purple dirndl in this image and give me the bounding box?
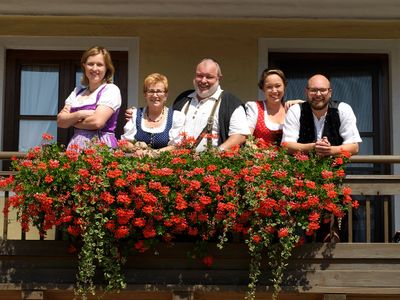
[57,46,121,150]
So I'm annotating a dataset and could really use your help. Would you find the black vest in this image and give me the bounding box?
[298,101,343,146]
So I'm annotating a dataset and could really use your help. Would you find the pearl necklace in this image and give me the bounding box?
[146,107,165,122]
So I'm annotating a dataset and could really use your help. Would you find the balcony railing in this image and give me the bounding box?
[0,153,400,300]
[343,155,400,243]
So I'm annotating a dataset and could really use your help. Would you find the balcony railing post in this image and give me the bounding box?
[384,195,390,243]
[2,190,8,240]
[366,196,371,243]
[347,206,353,243]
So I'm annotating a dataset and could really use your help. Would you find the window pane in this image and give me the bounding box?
[358,136,373,155]
[18,120,57,151]
[347,137,374,169]
[76,69,83,87]
[284,77,307,101]
[330,74,372,132]
[20,65,59,116]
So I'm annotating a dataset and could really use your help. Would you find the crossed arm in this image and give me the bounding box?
[57,105,114,130]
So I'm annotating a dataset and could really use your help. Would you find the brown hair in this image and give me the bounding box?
[80,46,115,86]
[258,68,288,90]
[143,73,168,93]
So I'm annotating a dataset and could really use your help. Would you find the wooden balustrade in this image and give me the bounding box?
[1,153,399,242]
[0,153,399,299]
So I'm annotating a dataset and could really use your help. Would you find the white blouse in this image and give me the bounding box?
[245,101,283,131]
[65,83,121,111]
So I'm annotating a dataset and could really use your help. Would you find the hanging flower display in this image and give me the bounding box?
[0,134,357,300]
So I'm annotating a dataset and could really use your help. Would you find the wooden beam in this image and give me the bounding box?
[344,175,400,195]
[323,294,346,300]
[349,155,400,163]
[21,291,43,300]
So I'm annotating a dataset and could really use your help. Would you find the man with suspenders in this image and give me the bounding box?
[173,58,250,152]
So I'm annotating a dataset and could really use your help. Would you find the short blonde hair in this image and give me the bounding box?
[143,73,169,93]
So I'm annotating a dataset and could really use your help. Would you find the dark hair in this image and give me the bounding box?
[80,46,115,86]
[258,69,288,90]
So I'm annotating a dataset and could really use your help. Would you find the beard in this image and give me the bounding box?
[309,98,329,111]
[194,79,219,100]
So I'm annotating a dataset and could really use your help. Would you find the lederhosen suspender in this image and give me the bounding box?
[183,92,223,148]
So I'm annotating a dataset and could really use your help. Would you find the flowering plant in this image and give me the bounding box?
[1,134,357,300]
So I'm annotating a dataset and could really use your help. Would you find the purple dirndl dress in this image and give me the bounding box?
[67,85,120,150]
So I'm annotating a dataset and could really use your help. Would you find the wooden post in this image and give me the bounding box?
[366,196,371,242]
[347,205,353,242]
[384,195,389,243]
[2,191,8,240]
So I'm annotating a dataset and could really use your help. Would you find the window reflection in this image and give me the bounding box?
[20,65,59,116]
[18,120,57,152]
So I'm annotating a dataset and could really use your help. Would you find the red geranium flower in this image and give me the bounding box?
[202,255,214,267]
[277,228,289,238]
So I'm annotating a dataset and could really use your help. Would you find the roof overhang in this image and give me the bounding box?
[0,0,399,20]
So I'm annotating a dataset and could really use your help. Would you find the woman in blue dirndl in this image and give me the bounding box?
[121,73,185,155]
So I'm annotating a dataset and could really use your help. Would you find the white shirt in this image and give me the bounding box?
[282,102,362,144]
[65,83,121,111]
[182,86,250,152]
[245,101,283,131]
[121,107,185,146]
